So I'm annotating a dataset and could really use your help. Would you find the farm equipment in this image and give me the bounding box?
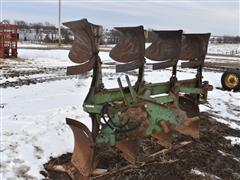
[221,69,240,92]
[50,19,213,179]
[0,21,18,58]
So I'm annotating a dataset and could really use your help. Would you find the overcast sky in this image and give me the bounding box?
[1,0,239,36]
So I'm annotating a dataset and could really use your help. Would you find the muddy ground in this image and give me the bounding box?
[42,112,240,180]
[1,53,239,179]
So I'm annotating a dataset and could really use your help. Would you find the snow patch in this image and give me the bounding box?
[190,169,220,179]
[225,136,240,146]
[1,48,240,179]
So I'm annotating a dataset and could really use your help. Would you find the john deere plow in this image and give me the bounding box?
[48,19,213,179]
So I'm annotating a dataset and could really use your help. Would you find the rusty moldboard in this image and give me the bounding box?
[51,19,213,179]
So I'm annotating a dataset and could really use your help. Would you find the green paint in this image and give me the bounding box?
[145,102,178,135]
[79,56,210,146]
[180,87,201,94]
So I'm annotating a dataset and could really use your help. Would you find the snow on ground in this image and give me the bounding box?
[1,48,240,179]
[18,42,71,49]
[208,43,240,55]
[1,79,92,179]
[18,42,48,48]
[17,49,74,67]
[190,168,221,179]
[225,136,240,146]
[17,49,109,68]
[18,41,240,55]
[205,55,239,65]
[202,90,240,130]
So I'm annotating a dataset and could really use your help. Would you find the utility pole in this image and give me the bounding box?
[0,0,3,22]
[58,0,61,46]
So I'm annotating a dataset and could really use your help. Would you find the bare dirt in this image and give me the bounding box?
[0,63,88,88]
[2,54,239,179]
[42,112,240,180]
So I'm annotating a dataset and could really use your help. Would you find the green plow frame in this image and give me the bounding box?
[50,19,213,179]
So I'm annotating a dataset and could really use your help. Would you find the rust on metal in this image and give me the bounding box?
[66,118,95,177]
[180,33,210,64]
[66,61,95,75]
[116,60,144,73]
[110,26,145,62]
[181,60,203,68]
[63,19,101,74]
[176,119,200,138]
[201,81,213,102]
[175,96,200,139]
[145,30,182,70]
[152,60,177,70]
[50,19,213,179]
[152,121,173,148]
[0,22,18,58]
[145,30,182,61]
[116,139,140,163]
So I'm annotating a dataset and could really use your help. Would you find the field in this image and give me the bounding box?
[0,44,240,179]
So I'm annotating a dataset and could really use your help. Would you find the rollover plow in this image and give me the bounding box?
[49,19,213,179]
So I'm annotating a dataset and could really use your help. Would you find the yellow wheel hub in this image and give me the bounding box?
[224,74,239,89]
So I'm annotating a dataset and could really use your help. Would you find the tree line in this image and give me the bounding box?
[2,19,240,44]
[212,36,240,44]
[2,19,72,44]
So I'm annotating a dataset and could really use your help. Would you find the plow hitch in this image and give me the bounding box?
[49,19,212,179]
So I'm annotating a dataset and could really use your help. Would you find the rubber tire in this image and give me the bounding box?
[221,69,240,92]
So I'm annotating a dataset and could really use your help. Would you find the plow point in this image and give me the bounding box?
[152,131,173,148]
[66,118,95,177]
[116,139,140,163]
[176,120,200,139]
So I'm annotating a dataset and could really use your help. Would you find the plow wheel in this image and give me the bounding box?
[175,96,200,139]
[221,69,240,92]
